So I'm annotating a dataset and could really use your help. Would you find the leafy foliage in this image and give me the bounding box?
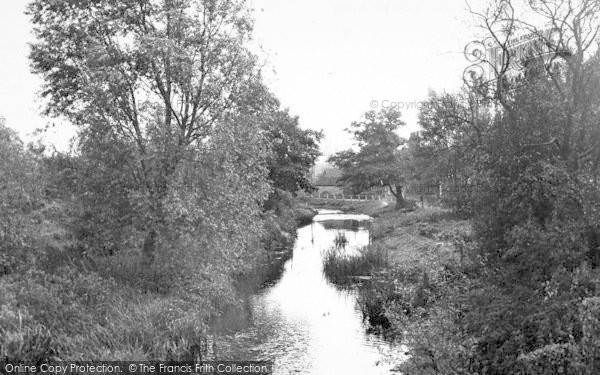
[392,2,600,373]
[27,0,263,260]
[0,119,45,275]
[10,0,320,363]
[329,107,410,209]
[263,110,322,194]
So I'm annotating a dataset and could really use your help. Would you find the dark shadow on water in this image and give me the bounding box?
[211,240,296,335]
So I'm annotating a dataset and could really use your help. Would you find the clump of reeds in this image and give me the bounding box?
[333,231,348,248]
[322,244,388,285]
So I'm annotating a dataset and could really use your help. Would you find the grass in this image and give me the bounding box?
[333,231,348,248]
[0,262,212,361]
[340,205,475,349]
[322,244,389,285]
[296,196,388,216]
[0,200,246,361]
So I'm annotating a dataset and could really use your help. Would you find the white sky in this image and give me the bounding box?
[250,0,475,157]
[0,0,477,155]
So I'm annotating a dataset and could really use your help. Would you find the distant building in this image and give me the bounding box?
[313,167,341,186]
[308,164,391,198]
[312,166,344,197]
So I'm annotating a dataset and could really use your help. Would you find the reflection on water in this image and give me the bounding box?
[215,210,407,374]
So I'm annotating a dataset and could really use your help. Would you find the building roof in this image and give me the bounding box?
[313,167,342,186]
[314,176,340,186]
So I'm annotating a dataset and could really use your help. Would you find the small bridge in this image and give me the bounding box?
[304,192,391,201]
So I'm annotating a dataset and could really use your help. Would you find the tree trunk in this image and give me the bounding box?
[390,184,405,210]
[142,228,158,264]
[395,194,406,210]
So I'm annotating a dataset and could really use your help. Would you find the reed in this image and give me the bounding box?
[322,244,388,285]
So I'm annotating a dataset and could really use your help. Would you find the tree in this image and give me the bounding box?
[328,107,409,209]
[416,2,600,373]
[403,132,441,191]
[228,79,323,196]
[384,3,600,374]
[28,0,262,259]
[467,0,600,173]
[417,89,491,214]
[264,110,322,195]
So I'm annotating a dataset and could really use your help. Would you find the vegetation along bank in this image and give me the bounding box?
[1,0,323,360]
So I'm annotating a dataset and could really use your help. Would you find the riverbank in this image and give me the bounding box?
[1,200,218,361]
[320,204,474,372]
[370,206,471,269]
[211,198,318,334]
[296,196,389,216]
[1,193,313,361]
[367,207,475,372]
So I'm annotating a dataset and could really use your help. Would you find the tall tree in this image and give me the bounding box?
[228,80,323,195]
[328,107,408,209]
[419,2,600,373]
[28,0,261,259]
[417,89,491,214]
[264,110,322,195]
[467,0,600,173]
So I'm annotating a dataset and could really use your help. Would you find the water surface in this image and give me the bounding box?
[216,210,407,374]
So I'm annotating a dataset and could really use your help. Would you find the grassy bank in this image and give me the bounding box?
[320,205,475,371]
[1,193,303,361]
[321,204,600,374]
[1,203,216,361]
[296,196,389,216]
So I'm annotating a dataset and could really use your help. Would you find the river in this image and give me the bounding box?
[214,209,407,374]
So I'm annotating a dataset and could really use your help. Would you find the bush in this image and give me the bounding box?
[0,121,45,275]
[0,118,268,361]
[416,222,439,238]
[581,297,600,372]
[519,344,585,375]
[453,160,599,372]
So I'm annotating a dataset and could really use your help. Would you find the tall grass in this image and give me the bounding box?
[333,231,348,248]
[322,244,388,285]
[0,263,212,361]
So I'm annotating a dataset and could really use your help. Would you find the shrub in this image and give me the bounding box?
[0,119,255,361]
[416,222,439,238]
[0,120,45,275]
[581,297,600,372]
[518,344,585,375]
